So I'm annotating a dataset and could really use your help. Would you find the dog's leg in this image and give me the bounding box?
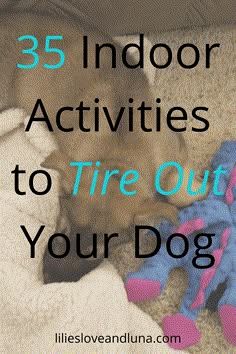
[165,162,210,207]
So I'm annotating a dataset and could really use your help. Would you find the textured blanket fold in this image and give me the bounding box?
[0,108,182,353]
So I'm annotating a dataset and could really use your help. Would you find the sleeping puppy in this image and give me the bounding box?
[0,12,201,281]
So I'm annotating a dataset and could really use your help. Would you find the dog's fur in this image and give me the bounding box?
[0,12,202,281]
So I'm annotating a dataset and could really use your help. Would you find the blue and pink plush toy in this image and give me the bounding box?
[125,141,236,349]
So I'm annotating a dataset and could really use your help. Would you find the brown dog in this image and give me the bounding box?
[0,12,202,281]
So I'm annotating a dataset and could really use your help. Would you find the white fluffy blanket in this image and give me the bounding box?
[0,109,183,353]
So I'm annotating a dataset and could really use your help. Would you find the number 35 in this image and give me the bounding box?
[17,35,65,70]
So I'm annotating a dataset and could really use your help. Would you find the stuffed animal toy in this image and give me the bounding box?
[125,141,236,349]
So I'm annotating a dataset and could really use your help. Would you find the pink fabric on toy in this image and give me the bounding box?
[219,305,236,345]
[175,218,205,236]
[225,167,236,205]
[163,313,201,349]
[125,279,161,302]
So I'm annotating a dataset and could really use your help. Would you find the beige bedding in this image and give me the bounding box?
[0,0,235,34]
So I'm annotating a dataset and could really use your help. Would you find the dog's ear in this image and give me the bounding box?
[134,200,178,227]
[41,150,68,173]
